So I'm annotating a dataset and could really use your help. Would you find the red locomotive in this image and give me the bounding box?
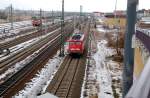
[32,16,42,26]
[67,31,85,55]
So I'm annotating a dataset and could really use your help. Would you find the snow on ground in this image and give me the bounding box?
[0,29,60,81]
[0,28,59,60]
[0,21,57,43]
[0,52,35,81]
[14,42,68,97]
[81,39,122,98]
[15,51,64,98]
[97,25,106,32]
[0,26,35,43]
[93,40,115,98]
[98,18,104,23]
[0,20,33,39]
[0,36,38,60]
[97,25,118,33]
[0,20,32,31]
[0,37,43,81]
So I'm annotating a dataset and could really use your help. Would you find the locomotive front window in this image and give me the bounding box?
[69,42,81,45]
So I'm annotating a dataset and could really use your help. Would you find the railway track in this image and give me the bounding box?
[47,21,90,98]
[0,23,73,74]
[0,23,74,97]
[0,21,57,41]
[0,21,34,40]
[0,20,72,50]
[0,29,59,73]
[0,20,55,40]
[47,55,86,98]
[0,23,61,49]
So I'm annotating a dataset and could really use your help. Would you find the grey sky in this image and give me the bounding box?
[0,0,149,12]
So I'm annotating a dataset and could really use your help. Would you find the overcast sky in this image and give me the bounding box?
[0,0,150,12]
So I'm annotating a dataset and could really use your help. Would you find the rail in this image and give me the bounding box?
[47,55,86,98]
[0,28,60,74]
[0,20,72,49]
[47,21,90,98]
[0,27,72,97]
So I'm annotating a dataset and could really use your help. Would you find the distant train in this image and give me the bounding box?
[67,31,85,55]
[32,16,42,26]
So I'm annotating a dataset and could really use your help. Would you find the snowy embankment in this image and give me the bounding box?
[14,43,68,97]
[15,52,64,97]
[93,40,115,98]
[81,17,122,98]
[81,39,122,98]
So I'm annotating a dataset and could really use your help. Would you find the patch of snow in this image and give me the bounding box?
[81,40,117,98]
[98,18,104,23]
[37,92,58,98]
[93,40,114,98]
[0,51,35,81]
[0,28,59,62]
[0,20,33,40]
[0,38,38,61]
[0,28,35,44]
[97,28,106,32]
[0,28,60,82]
[80,61,88,98]
[15,51,64,97]
[96,25,118,33]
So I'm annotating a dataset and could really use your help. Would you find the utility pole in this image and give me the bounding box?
[10,4,13,29]
[79,5,83,30]
[80,5,82,22]
[73,15,76,31]
[59,0,65,57]
[80,5,82,17]
[123,0,138,97]
[44,11,47,34]
[52,10,54,24]
[40,9,42,31]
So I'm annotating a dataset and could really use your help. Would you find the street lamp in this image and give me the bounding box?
[59,0,65,57]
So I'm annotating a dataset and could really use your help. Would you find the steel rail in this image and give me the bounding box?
[0,28,72,97]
